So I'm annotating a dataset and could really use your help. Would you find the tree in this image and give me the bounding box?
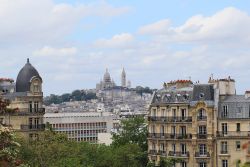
[112,116,148,166]
[159,157,182,167]
[61,93,71,102]
[72,90,82,101]
[0,126,23,166]
[112,116,148,151]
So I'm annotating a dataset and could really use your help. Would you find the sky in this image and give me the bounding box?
[1,0,250,95]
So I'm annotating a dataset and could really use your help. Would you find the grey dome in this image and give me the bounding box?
[16,58,42,92]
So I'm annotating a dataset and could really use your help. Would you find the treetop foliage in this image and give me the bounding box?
[44,89,97,105]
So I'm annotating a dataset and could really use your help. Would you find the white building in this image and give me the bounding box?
[44,112,113,143]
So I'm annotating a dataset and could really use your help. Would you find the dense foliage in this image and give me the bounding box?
[0,126,23,167]
[18,117,148,167]
[44,90,97,105]
[133,86,155,95]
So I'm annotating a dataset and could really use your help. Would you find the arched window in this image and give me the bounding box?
[31,78,42,93]
[197,108,207,120]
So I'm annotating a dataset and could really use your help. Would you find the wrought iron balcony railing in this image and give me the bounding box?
[149,150,157,155]
[220,150,228,154]
[148,133,192,139]
[169,133,192,139]
[197,116,207,121]
[157,150,167,155]
[0,108,45,116]
[20,124,45,131]
[168,151,190,157]
[197,134,208,139]
[148,116,192,122]
[217,131,250,137]
[195,152,210,158]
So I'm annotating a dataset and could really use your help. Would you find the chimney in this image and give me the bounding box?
[245,91,250,99]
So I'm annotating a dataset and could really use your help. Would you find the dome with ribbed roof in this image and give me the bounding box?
[16,58,42,92]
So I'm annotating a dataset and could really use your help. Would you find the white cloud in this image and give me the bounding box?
[33,46,77,57]
[138,19,171,35]
[139,7,250,45]
[0,0,130,44]
[94,33,134,48]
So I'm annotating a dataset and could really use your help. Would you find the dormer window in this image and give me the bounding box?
[199,93,204,98]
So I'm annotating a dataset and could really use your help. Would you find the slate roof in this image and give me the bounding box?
[192,84,214,101]
[16,59,42,92]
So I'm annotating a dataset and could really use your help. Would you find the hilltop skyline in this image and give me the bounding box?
[1,0,250,95]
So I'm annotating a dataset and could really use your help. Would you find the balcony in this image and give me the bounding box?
[1,108,45,116]
[220,150,228,154]
[197,116,207,121]
[197,134,208,139]
[20,124,45,131]
[149,150,157,155]
[168,151,190,158]
[148,133,192,139]
[148,116,192,123]
[169,133,192,139]
[195,152,210,158]
[217,131,250,137]
[148,133,167,139]
[158,150,167,155]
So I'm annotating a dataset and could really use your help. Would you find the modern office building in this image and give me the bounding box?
[44,112,113,142]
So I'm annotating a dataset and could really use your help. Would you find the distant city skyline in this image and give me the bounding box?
[1,0,250,95]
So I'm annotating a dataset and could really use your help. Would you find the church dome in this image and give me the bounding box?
[16,58,42,92]
[103,69,111,83]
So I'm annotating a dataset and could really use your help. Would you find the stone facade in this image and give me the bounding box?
[0,59,45,139]
[148,78,250,167]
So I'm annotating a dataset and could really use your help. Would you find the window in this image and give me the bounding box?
[198,108,206,118]
[181,108,186,119]
[29,101,32,112]
[236,141,241,150]
[180,126,186,135]
[199,162,207,167]
[34,118,39,128]
[160,125,165,136]
[34,101,39,112]
[152,109,156,116]
[172,144,176,153]
[152,143,156,150]
[221,141,228,154]
[222,160,228,167]
[181,143,187,154]
[161,109,165,117]
[222,123,228,135]
[29,118,33,129]
[171,126,176,135]
[199,144,207,155]
[181,161,187,167]
[222,105,228,118]
[151,125,155,134]
[172,109,176,118]
[160,143,165,151]
[199,126,207,134]
[236,123,240,132]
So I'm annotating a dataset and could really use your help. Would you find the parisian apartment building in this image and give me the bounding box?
[0,59,45,139]
[148,77,250,167]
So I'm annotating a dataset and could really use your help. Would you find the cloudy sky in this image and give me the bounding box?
[1,0,250,95]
